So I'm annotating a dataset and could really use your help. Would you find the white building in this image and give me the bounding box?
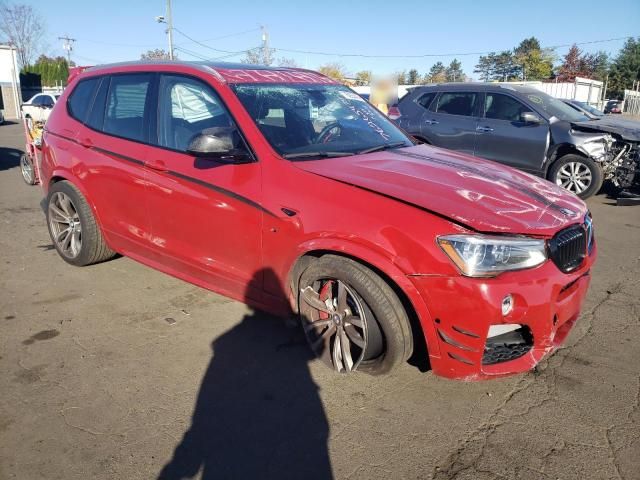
[0,44,22,120]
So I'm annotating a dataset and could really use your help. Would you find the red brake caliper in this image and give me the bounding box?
[317,281,334,320]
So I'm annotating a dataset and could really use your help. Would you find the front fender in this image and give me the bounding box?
[284,236,442,359]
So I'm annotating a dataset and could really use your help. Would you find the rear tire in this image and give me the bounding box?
[548,154,603,199]
[20,154,37,185]
[46,181,116,266]
[298,255,413,376]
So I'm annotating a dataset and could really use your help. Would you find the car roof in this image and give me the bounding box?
[409,82,543,95]
[83,60,337,85]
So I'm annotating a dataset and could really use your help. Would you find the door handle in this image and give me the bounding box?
[476,126,494,133]
[424,119,439,125]
[146,159,168,172]
[78,137,93,148]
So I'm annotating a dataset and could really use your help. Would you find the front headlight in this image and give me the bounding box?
[437,234,547,277]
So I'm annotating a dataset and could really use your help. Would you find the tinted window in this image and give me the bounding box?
[86,77,109,130]
[417,92,436,110]
[103,74,151,142]
[67,78,100,122]
[484,93,528,122]
[32,95,45,106]
[435,92,478,116]
[157,75,233,151]
[41,95,55,107]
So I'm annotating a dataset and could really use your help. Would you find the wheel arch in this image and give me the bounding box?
[287,244,440,366]
[47,170,109,242]
[545,143,588,178]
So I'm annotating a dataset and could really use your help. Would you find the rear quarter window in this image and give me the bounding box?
[67,78,100,123]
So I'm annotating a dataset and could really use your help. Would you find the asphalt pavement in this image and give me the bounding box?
[0,122,638,480]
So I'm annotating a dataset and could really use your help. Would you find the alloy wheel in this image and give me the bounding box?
[555,162,592,194]
[20,155,34,184]
[300,279,370,373]
[48,192,82,258]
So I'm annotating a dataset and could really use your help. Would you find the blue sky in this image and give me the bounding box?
[26,0,640,79]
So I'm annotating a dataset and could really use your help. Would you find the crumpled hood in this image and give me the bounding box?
[572,118,640,142]
[295,145,588,236]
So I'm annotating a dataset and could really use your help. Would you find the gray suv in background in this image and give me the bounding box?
[395,83,632,199]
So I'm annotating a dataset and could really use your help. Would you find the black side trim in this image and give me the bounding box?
[92,146,144,165]
[44,131,274,217]
[93,146,275,217]
[302,170,478,232]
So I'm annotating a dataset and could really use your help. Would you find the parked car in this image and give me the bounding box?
[563,99,605,118]
[40,62,596,380]
[604,100,623,114]
[395,83,639,198]
[21,93,59,125]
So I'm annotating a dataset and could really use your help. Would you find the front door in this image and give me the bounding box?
[474,92,549,173]
[143,73,263,299]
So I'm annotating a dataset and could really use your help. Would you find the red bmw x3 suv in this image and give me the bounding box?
[40,61,596,380]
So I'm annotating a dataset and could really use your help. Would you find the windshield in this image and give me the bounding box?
[525,91,590,122]
[577,102,604,116]
[232,84,412,158]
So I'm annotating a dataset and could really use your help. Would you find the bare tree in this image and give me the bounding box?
[0,1,45,68]
[241,46,275,66]
[277,57,299,68]
[141,49,173,60]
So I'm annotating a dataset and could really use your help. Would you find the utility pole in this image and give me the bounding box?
[58,35,76,65]
[260,25,271,66]
[166,0,174,60]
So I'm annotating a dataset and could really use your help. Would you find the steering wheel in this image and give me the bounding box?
[316,122,341,144]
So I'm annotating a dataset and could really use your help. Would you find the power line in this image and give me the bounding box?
[271,35,637,59]
[172,27,256,54]
[73,27,261,49]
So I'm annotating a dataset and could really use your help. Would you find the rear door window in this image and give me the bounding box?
[484,93,528,122]
[435,92,478,116]
[103,74,152,143]
[416,92,436,110]
[67,78,100,123]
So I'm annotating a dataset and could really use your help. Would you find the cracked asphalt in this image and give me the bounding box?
[1,122,639,479]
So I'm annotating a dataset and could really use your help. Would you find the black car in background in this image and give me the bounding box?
[395,83,639,198]
[604,100,623,114]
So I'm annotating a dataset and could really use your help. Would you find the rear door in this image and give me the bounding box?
[73,73,154,252]
[474,92,549,173]
[420,91,480,155]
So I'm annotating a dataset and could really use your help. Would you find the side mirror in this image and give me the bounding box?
[186,127,251,163]
[521,112,542,124]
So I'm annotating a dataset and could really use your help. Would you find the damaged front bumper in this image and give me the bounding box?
[409,241,597,380]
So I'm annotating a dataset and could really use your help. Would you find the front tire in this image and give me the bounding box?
[298,255,413,376]
[548,154,603,199]
[46,181,116,266]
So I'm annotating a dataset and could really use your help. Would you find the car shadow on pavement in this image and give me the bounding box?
[158,269,333,480]
[0,146,24,171]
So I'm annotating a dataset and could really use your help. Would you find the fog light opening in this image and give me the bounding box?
[502,294,514,316]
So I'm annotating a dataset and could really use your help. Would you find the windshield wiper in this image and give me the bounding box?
[358,141,408,155]
[282,151,355,160]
